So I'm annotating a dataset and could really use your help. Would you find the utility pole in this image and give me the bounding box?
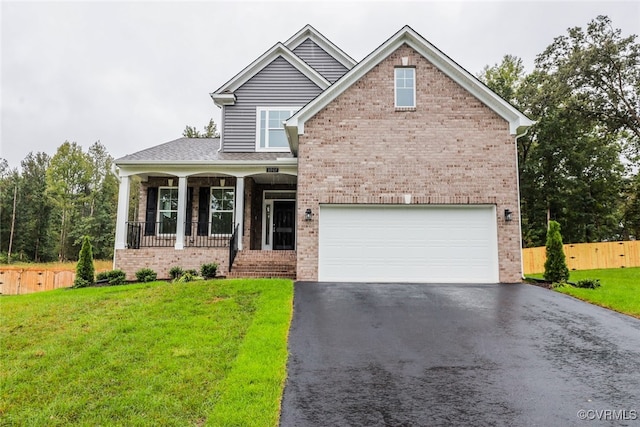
[8,184,17,263]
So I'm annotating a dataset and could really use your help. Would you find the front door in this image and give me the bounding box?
[273,201,295,250]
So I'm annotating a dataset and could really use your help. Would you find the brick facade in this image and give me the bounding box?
[296,44,522,282]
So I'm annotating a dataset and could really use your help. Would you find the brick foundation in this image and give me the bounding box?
[114,247,229,280]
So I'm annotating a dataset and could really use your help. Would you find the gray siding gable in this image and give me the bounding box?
[222,56,323,152]
[292,39,349,84]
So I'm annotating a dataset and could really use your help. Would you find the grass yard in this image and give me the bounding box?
[0,278,293,426]
[529,267,640,319]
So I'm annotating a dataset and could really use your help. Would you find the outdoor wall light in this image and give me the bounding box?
[504,209,513,222]
[305,208,313,221]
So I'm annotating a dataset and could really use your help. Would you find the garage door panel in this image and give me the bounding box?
[318,205,499,283]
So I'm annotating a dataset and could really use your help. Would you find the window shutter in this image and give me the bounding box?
[185,187,194,236]
[145,187,158,236]
[197,187,210,236]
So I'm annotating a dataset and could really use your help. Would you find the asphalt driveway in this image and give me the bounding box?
[280,282,640,427]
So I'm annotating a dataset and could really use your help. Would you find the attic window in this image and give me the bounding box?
[256,107,300,151]
[395,67,415,108]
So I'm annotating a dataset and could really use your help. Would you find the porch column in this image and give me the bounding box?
[174,176,187,250]
[114,175,130,250]
[235,176,244,250]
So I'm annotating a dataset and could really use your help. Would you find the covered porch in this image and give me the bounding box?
[113,161,298,279]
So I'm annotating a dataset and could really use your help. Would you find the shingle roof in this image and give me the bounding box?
[115,137,293,164]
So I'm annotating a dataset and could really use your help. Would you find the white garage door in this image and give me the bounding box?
[318,205,499,283]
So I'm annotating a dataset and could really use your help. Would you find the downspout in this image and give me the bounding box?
[514,125,532,281]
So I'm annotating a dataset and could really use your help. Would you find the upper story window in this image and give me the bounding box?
[256,107,299,151]
[395,67,415,108]
[210,187,235,235]
[158,186,178,234]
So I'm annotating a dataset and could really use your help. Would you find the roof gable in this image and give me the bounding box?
[210,42,330,107]
[284,24,356,70]
[285,25,535,154]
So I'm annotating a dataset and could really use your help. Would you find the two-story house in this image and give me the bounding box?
[113,25,533,283]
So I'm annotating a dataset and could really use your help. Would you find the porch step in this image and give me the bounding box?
[228,250,296,279]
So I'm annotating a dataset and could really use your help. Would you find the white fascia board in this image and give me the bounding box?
[209,93,236,108]
[211,43,330,97]
[284,24,357,69]
[401,32,535,134]
[285,25,534,145]
[116,159,298,167]
[116,161,298,178]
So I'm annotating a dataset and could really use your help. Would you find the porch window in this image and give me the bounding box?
[395,67,415,108]
[256,107,299,151]
[158,187,178,234]
[210,187,235,234]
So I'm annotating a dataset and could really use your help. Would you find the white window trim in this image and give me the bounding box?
[210,186,235,236]
[157,186,178,236]
[394,67,416,108]
[255,106,301,152]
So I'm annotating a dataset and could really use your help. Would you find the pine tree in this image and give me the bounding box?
[543,221,569,283]
[74,236,95,287]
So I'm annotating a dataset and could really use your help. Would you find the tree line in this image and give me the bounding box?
[478,15,639,246]
[1,15,638,262]
[0,141,118,262]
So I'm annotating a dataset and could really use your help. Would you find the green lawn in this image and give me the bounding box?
[530,267,640,319]
[0,279,293,426]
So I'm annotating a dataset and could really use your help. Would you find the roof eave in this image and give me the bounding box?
[210,93,236,108]
[287,25,534,137]
[116,158,298,167]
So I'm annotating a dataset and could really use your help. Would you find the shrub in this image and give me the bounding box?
[185,269,198,276]
[99,270,126,286]
[200,263,218,279]
[135,268,157,283]
[74,236,95,288]
[169,266,184,280]
[176,271,200,283]
[575,278,601,289]
[543,221,569,284]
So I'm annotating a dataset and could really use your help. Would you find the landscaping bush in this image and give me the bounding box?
[176,271,200,283]
[74,236,95,288]
[135,268,157,283]
[96,270,126,286]
[544,221,569,283]
[200,263,218,279]
[185,269,198,276]
[169,266,184,280]
[575,278,601,289]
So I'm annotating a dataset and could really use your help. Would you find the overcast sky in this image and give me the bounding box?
[1,1,639,168]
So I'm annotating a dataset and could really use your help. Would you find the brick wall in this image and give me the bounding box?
[114,247,229,280]
[296,44,522,282]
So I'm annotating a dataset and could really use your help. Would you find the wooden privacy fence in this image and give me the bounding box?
[522,241,640,274]
[0,269,76,295]
[0,267,111,295]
